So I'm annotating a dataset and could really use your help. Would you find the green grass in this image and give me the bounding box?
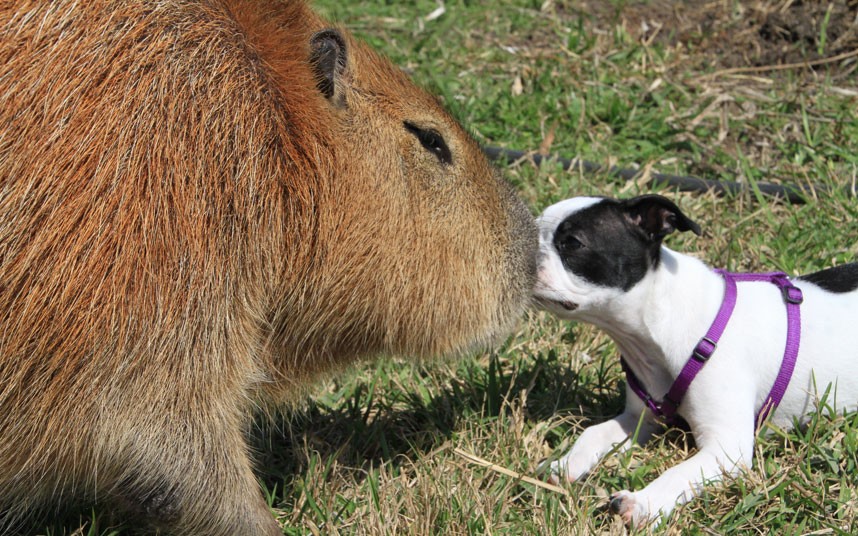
[39,0,858,534]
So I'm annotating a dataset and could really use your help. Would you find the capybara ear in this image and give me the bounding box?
[309,28,347,101]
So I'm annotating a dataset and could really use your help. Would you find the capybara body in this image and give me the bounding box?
[0,1,537,533]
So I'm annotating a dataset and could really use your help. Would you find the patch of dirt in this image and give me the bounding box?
[565,0,858,74]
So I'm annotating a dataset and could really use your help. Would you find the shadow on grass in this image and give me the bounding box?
[251,347,630,495]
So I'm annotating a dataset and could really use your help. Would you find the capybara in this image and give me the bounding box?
[0,1,537,534]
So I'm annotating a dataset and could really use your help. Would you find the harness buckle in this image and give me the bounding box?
[782,285,803,305]
[661,394,680,417]
[693,336,717,362]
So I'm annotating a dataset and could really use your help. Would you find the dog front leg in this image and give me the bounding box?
[547,384,658,483]
[609,416,755,526]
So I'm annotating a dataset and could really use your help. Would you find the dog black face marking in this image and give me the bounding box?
[552,196,700,291]
[799,263,858,293]
[553,201,655,291]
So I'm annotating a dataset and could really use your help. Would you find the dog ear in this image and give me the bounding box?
[309,28,348,103]
[623,194,701,242]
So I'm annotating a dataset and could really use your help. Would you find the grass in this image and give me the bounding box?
[38,0,858,534]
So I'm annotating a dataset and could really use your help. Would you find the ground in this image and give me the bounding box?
[574,0,858,68]
[42,1,857,535]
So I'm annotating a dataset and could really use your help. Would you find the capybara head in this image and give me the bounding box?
[275,26,537,371]
[0,1,535,534]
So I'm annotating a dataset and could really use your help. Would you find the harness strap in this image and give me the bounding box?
[660,272,738,419]
[623,270,803,429]
[749,273,803,427]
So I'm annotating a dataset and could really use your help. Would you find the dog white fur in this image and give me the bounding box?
[535,195,858,525]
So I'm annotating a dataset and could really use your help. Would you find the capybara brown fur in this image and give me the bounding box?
[0,0,536,534]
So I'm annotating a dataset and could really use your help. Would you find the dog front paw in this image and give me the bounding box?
[541,453,592,484]
[609,490,653,527]
[537,459,574,485]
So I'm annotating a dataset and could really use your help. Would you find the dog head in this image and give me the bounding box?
[534,195,700,319]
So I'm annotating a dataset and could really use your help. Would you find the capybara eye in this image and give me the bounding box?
[403,121,452,165]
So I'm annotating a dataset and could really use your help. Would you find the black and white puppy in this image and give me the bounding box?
[535,194,858,525]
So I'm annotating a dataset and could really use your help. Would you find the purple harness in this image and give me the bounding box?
[622,270,803,430]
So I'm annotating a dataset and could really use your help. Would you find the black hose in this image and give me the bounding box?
[483,145,844,204]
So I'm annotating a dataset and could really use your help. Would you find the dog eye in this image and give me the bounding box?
[560,236,584,252]
[404,122,452,165]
